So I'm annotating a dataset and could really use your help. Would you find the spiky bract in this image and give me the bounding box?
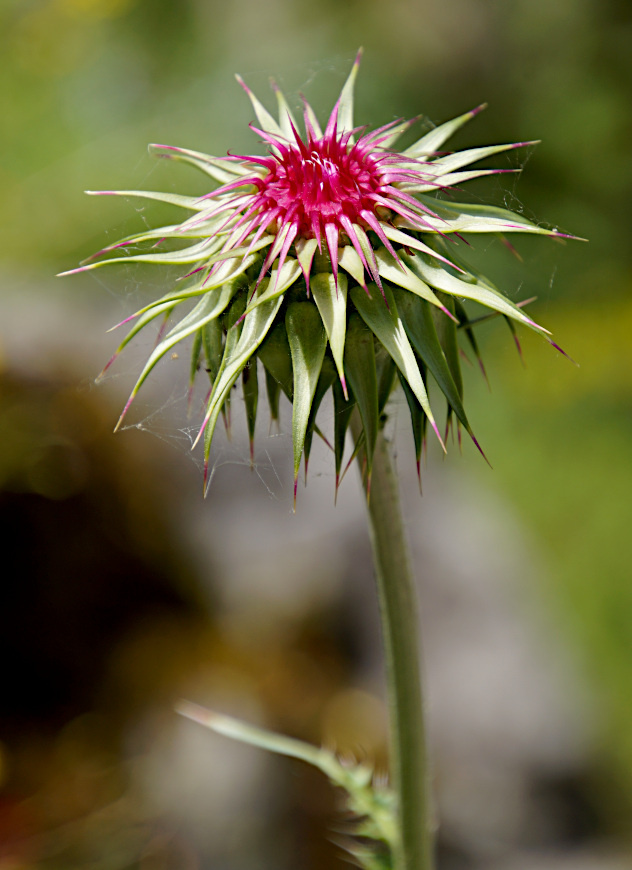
[61,50,566,500]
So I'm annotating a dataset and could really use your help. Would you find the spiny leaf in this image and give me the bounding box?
[189,328,203,404]
[242,359,259,463]
[401,167,512,193]
[65,237,221,274]
[374,248,454,319]
[392,288,473,439]
[409,253,550,334]
[124,256,257,321]
[258,321,294,401]
[413,195,560,237]
[115,281,237,430]
[428,140,532,175]
[379,224,460,270]
[350,282,444,451]
[197,292,284,486]
[243,259,302,314]
[310,271,349,396]
[432,292,463,396]
[344,314,379,477]
[235,74,285,139]
[81,219,227,262]
[303,357,337,478]
[264,368,282,423]
[339,244,366,287]
[87,188,209,210]
[97,299,176,379]
[333,379,356,497]
[271,81,298,139]
[149,143,253,184]
[285,302,327,504]
[338,47,363,135]
[376,351,396,414]
[202,318,224,385]
[404,104,485,158]
[398,370,427,488]
[453,298,489,383]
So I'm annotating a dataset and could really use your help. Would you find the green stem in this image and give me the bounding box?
[353,419,434,870]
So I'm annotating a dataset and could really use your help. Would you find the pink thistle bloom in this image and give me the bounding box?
[59,50,573,500]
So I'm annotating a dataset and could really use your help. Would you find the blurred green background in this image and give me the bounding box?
[1,1,631,868]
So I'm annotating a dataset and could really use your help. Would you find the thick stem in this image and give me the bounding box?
[353,420,434,870]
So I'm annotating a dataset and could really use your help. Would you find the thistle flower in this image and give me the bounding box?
[60,50,569,501]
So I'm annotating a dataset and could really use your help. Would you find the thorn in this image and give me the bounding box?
[203,459,209,497]
[95,350,119,383]
[304,454,309,486]
[107,312,137,332]
[340,375,349,401]
[416,459,422,495]
[250,438,255,469]
[440,304,460,325]
[513,331,525,366]
[478,357,490,390]
[293,474,298,513]
[470,432,492,468]
[113,394,134,432]
[431,419,447,454]
[549,339,579,366]
[470,102,488,117]
[499,234,524,262]
[334,473,340,505]
[459,348,473,367]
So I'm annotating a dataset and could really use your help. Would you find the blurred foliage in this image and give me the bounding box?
[1,0,631,862]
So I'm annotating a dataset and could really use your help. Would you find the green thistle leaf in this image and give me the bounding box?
[344,314,379,477]
[285,302,327,501]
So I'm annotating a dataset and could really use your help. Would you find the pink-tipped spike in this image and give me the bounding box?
[470,102,488,118]
[95,350,120,382]
[548,339,579,366]
[513,331,525,366]
[113,393,135,432]
[478,357,491,390]
[56,264,91,277]
[430,418,447,454]
[499,234,524,262]
[440,304,460,325]
[340,375,348,401]
[470,432,492,468]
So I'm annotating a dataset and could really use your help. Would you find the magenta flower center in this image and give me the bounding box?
[215,102,440,291]
[256,132,386,240]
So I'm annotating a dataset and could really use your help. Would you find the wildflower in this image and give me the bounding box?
[60,50,569,501]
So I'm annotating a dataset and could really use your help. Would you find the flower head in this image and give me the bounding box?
[60,50,572,502]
